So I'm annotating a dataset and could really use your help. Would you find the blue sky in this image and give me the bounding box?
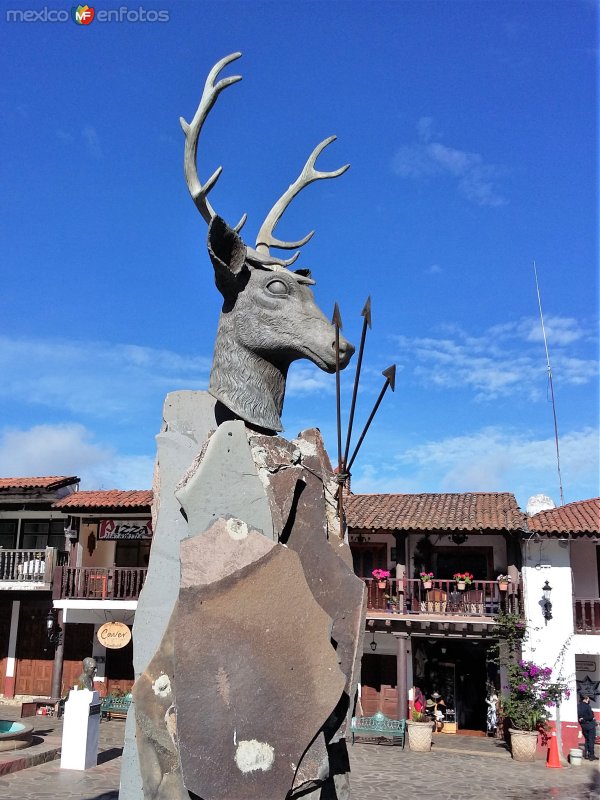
[0,0,597,509]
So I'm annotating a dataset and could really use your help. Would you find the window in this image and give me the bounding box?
[21,520,65,550]
[115,540,151,568]
[0,520,17,549]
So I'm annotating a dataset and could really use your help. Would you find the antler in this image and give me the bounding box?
[180,52,247,231]
[255,136,349,256]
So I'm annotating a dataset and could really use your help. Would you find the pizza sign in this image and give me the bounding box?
[98,519,153,540]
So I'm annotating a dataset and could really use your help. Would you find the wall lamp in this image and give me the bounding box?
[370,631,377,652]
[46,609,62,646]
[449,533,468,546]
[541,580,553,623]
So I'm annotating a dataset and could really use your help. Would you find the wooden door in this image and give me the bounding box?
[61,623,95,694]
[106,629,134,694]
[14,599,54,696]
[351,544,387,578]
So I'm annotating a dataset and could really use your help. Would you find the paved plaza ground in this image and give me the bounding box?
[0,705,597,800]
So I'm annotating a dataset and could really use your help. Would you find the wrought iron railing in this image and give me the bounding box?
[574,598,600,634]
[53,566,147,601]
[363,577,523,618]
[0,548,58,583]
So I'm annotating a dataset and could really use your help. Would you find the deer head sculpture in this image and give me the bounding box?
[181,53,355,433]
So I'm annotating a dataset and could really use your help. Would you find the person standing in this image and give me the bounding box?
[577,693,598,761]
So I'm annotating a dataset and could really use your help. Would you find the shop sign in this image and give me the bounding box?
[97,621,132,650]
[98,519,153,540]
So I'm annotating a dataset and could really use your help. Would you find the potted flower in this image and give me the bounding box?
[420,571,434,590]
[372,568,390,589]
[453,571,473,590]
[406,708,433,752]
[502,659,567,761]
[497,574,511,592]
[384,593,398,612]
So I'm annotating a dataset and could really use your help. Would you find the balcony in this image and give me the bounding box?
[0,548,65,589]
[574,598,600,635]
[364,578,523,619]
[52,566,147,601]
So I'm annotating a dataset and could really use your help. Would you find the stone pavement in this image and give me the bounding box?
[0,706,597,800]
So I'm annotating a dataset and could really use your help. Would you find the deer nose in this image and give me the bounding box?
[333,337,355,367]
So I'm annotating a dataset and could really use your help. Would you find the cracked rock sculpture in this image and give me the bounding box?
[120,53,365,800]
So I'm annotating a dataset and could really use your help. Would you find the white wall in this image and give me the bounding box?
[570,540,599,597]
[522,537,579,720]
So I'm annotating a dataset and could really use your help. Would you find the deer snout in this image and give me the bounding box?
[334,335,355,368]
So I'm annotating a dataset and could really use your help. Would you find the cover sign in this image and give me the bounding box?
[97,621,132,649]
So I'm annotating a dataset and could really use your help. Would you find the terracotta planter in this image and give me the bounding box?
[456,581,466,591]
[422,581,432,589]
[407,720,433,752]
[498,582,509,592]
[509,728,538,762]
[377,580,386,589]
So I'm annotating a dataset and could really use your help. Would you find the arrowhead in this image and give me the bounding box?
[360,296,372,328]
[382,364,396,392]
[332,303,343,328]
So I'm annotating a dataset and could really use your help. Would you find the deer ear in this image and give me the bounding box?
[207,216,249,298]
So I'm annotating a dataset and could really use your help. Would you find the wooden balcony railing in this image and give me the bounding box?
[0,548,60,584]
[363,577,523,618]
[52,566,147,601]
[574,598,600,634]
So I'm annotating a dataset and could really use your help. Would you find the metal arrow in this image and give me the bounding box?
[346,364,396,474]
[343,296,371,472]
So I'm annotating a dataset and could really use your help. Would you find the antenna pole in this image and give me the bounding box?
[533,261,565,505]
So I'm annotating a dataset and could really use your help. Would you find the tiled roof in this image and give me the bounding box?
[346,492,525,532]
[527,498,600,535]
[0,476,79,491]
[53,490,153,510]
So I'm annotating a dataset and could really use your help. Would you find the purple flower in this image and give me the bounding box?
[518,683,528,692]
[542,667,552,677]
[529,665,539,677]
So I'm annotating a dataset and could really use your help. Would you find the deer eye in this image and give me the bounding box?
[266,279,289,296]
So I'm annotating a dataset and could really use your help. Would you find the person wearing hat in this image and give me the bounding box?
[577,693,598,761]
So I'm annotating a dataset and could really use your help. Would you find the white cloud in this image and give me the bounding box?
[286,363,335,396]
[0,335,211,419]
[352,426,599,507]
[394,316,598,400]
[392,117,507,207]
[0,423,154,490]
[82,125,102,158]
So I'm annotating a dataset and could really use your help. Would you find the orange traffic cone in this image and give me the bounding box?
[546,729,562,768]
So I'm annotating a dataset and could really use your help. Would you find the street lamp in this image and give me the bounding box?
[46,609,62,646]
[370,631,377,652]
[542,580,553,623]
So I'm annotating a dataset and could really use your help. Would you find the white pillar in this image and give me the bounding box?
[4,600,20,697]
[60,688,100,770]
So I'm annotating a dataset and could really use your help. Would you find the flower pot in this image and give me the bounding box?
[456,581,466,591]
[377,581,386,589]
[407,720,433,752]
[509,728,538,762]
[569,748,583,766]
[498,582,509,592]
[422,581,432,589]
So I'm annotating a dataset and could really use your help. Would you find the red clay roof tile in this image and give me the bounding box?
[0,476,79,491]
[53,490,153,510]
[527,497,600,535]
[346,492,525,532]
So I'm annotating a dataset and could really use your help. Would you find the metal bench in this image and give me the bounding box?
[100,692,132,720]
[350,712,406,747]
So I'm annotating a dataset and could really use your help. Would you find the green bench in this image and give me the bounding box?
[100,693,132,720]
[351,712,406,747]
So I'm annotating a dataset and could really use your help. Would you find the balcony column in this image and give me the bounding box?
[3,600,20,697]
[395,632,410,720]
[394,532,408,608]
[50,609,65,698]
